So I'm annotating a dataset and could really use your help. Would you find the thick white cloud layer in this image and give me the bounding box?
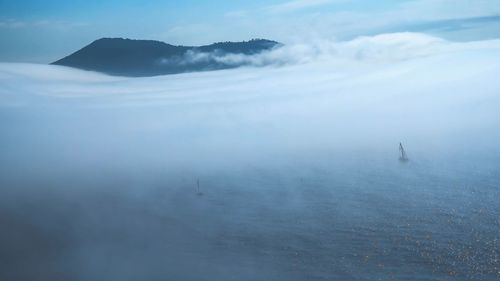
[1,33,500,174]
[180,33,500,67]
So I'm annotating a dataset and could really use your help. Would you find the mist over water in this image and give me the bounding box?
[1,33,499,281]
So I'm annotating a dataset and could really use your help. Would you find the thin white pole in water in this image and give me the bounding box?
[399,142,409,162]
[196,178,203,196]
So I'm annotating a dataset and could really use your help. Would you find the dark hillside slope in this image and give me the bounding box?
[52,38,280,77]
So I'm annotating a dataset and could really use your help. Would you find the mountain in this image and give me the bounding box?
[51,38,281,77]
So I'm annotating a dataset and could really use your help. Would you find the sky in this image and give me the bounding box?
[1,0,500,62]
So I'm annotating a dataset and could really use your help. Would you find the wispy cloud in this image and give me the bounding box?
[265,0,339,14]
[382,15,500,34]
[395,0,500,21]
[0,19,89,30]
[0,19,28,28]
[224,10,249,19]
[223,0,341,20]
[216,0,500,44]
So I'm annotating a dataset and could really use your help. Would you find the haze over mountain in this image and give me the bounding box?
[51,38,281,77]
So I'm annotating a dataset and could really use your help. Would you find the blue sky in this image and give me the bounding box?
[1,0,500,62]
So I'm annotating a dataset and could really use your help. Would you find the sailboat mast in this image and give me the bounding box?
[399,142,408,161]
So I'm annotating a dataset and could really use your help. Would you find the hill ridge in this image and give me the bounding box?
[52,38,281,77]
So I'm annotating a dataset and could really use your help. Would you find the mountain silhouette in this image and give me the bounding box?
[51,38,281,77]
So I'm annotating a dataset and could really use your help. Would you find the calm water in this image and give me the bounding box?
[1,153,498,281]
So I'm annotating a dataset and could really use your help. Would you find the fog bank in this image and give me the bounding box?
[0,33,499,281]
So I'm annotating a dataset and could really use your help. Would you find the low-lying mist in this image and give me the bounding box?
[0,33,499,281]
